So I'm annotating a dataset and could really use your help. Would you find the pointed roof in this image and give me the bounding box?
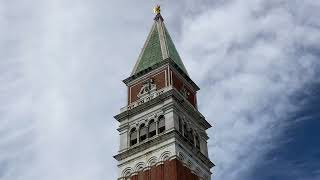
[131,12,189,76]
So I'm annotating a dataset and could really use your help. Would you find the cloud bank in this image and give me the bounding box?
[179,0,320,179]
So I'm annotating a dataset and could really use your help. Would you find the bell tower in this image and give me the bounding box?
[114,6,214,180]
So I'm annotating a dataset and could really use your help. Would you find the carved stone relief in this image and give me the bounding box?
[137,79,157,99]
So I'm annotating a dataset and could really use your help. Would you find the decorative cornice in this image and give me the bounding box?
[125,58,169,84]
[114,89,211,130]
[124,58,199,91]
[119,157,211,180]
[114,130,175,161]
[114,88,172,122]
[114,130,214,169]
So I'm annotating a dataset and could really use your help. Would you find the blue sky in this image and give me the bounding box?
[249,83,320,180]
[0,0,320,180]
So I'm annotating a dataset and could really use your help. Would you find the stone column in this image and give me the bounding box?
[156,120,159,135]
[137,126,140,144]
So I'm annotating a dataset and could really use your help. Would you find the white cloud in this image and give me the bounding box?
[179,0,320,179]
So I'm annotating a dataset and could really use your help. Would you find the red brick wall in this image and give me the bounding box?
[171,71,197,107]
[129,70,167,104]
[129,159,199,180]
[127,69,198,108]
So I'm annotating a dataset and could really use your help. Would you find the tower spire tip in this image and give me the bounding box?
[153,5,163,21]
[153,5,161,14]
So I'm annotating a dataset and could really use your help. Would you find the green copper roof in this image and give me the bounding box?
[131,15,189,76]
[163,26,188,74]
[135,24,163,73]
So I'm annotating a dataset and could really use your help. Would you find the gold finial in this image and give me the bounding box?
[153,5,161,14]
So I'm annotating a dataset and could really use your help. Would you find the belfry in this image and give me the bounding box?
[114,6,214,180]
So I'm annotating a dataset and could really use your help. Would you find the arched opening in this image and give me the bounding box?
[148,120,156,138]
[139,124,147,142]
[195,134,200,150]
[158,115,165,134]
[122,168,132,180]
[178,117,183,133]
[189,129,194,145]
[183,123,188,137]
[130,128,137,146]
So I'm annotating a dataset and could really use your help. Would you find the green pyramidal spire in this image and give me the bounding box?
[131,12,189,76]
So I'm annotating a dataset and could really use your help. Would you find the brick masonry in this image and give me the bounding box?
[128,68,197,107]
[171,70,197,107]
[129,70,167,104]
[127,159,199,180]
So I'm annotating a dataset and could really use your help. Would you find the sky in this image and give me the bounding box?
[0,0,320,180]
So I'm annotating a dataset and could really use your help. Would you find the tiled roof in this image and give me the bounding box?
[131,14,189,76]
